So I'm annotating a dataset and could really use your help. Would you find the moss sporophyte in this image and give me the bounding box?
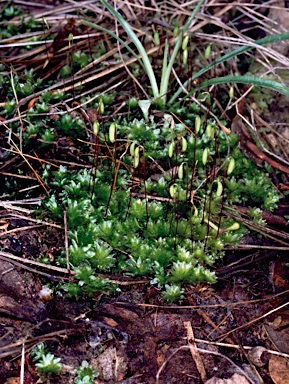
[37,109,280,301]
[1,70,281,302]
[0,4,285,302]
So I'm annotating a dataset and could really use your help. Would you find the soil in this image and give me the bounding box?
[1,203,289,384]
[1,1,289,384]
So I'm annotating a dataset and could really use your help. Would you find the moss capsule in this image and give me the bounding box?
[215,181,223,197]
[229,86,234,99]
[154,30,160,46]
[182,48,188,65]
[182,35,189,50]
[168,142,174,158]
[178,163,184,179]
[134,146,140,168]
[98,99,104,115]
[204,44,211,59]
[195,115,201,134]
[227,222,240,231]
[109,122,116,143]
[169,184,178,199]
[181,137,187,152]
[206,124,214,139]
[173,26,179,38]
[130,141,136,157]
[227,157,235,175]
[202,147,209,165]
[93,121,99,135]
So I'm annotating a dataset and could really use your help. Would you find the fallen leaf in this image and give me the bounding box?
[269,355,289,384]
[6,379,19,384]
[270,260,289,291]
[92,346,127,382]
[0,260,46,322]
[27,97,38,110]
[205,373,250,384]
[264,323,289,354]
[102,316,118,327]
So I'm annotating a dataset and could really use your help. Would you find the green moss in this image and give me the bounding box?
[0,3,284,303]
[35,108,280,301]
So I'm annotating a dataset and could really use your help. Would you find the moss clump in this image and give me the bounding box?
[37,108,280,301]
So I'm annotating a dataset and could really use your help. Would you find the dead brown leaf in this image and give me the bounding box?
[27,97,39,110]
[264,322,289,354]
[0,260,45,321]
[269,355,289,384]
[205,373,250,384]
[92,346,127,382]
[5,378,20,384]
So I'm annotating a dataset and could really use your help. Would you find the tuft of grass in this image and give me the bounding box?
[83,1,289,106]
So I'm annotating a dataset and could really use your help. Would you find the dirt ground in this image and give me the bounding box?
[0,217,289,383]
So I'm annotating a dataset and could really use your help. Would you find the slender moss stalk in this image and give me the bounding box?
[91,0,206,104]
[169,31,289,104]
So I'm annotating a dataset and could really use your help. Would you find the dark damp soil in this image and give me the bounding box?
[0,217,289,383]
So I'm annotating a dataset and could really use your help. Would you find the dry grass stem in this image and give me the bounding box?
[156,345,255,384]
[184,320,207,382]
[219,301,289,341]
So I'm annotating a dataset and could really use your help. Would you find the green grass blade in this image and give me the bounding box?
[160,0,206,104]
[169,31,289,104]
[100,0,159,99]
[181,75,289,101]
[159,39,169,102]
[160,35,182,104]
